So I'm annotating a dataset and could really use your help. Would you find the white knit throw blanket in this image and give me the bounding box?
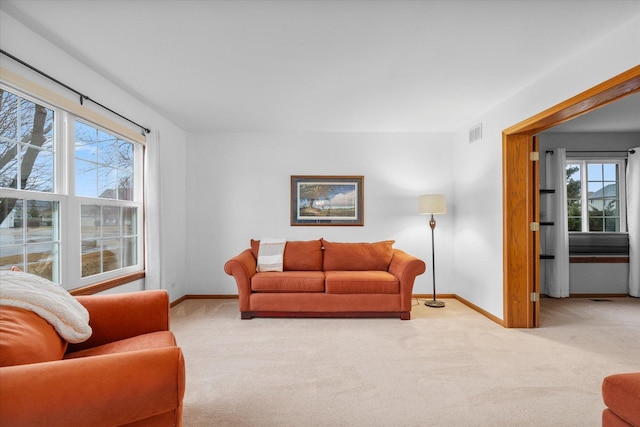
[257,238,286,272]
[0,270,92,343]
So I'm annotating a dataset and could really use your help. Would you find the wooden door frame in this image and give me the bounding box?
[502,65,640,328]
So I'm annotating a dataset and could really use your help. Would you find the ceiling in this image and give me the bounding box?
[1,0,639,133]
[548,92,640,133]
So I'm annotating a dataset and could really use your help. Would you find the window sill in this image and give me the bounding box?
[70,271,146,296]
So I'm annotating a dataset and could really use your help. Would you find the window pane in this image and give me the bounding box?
[20,100,54,146]
[118,141,134,171]
[21,146,54,192]
[0,198,23,269]
[1,92,54,193]
[568,217,582,232]
[118,170,134,201]
[0,198,24,244]
[603,164,617,181]
[566,164,581,198]
[75,121,97,161]
[604,218,619,232]
[0,142,18,188]
[567,194,581,231]
[123,237,136,267]
[102,238,121,273]
[81,204,100,239]
[26,242,58,282]
[75,121,136,202]
[0,198,59,282]
[0,90,18,140]
[102,206,120,237]
[123,207,136,235]
[589,217,603,232]
[588,163,603,180]
[76,159,98,197]
[26,200,56,242]
[97,130,118,166]
[602,183,617,198]
[588,181,604,195]
[0,247,23,271]
[80,205,138,278]
[588,199,604,215]
[604,199,618,216]
[82,244,102,277]
[97,165,117,199]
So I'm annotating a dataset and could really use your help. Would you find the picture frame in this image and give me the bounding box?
[291,176,364,226]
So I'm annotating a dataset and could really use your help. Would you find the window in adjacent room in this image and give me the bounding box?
[566,159,627,232]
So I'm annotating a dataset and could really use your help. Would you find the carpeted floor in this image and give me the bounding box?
[170,297,640,426]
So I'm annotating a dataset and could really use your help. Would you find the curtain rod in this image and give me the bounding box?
[546,149,635,154]
[0,49,150,135]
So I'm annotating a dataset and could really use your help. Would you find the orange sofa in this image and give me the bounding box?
[0,290,185,427]
[224,239,426,320]
[602,372,640,427]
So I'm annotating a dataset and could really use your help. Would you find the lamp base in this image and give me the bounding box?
[425,299,445,308]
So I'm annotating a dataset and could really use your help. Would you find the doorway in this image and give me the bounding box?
[502,65,640,328]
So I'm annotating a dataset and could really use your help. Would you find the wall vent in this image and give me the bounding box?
[469,123,482,143]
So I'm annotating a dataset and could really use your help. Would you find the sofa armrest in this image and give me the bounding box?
[68,290,170,352]
[602,372,640,427]
[0,347,185,427]
[224,249,257,311]
[389,249,426,311]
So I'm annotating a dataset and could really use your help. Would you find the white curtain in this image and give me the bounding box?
[544,148,570,298]
[627,147,640,297]
[143,130,163,291]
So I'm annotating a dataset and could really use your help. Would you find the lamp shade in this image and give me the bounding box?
[418,194,446,215]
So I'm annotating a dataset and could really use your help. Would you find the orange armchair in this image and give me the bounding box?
[0,290,185,427]
[602,372,640,427]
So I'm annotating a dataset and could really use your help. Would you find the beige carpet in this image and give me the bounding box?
[170,297,640,426]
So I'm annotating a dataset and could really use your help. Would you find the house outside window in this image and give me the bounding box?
[0,86,144,289]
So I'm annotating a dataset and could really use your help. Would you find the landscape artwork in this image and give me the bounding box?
[291,176,364,226]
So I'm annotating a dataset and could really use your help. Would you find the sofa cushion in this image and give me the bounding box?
[251,239,323,271]
[322,239,395,271]
[0,306,68,367]
[325,271,399,294]
[64,331,177,359]
[251,271,325,292]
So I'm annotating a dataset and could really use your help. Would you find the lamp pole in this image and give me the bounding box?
[425,214,444,308]
[418,194,446,308]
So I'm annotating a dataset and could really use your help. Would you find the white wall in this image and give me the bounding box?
[185,132,455,296]
[0,10,189,302]
[452,14,640,319]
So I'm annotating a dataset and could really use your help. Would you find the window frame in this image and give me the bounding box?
[0,83,145,290]
[566,157,627,234]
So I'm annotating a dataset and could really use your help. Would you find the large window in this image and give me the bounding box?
[566,159,627,232]
[0,86,143,289]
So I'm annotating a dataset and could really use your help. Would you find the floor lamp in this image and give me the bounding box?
[418,194,446,308]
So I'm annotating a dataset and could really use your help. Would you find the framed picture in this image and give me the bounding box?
[291,176,364,226]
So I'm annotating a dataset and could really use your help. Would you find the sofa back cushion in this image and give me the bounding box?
[251,239,323,271]
[0,306,67,367]
[322,239,395,271]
